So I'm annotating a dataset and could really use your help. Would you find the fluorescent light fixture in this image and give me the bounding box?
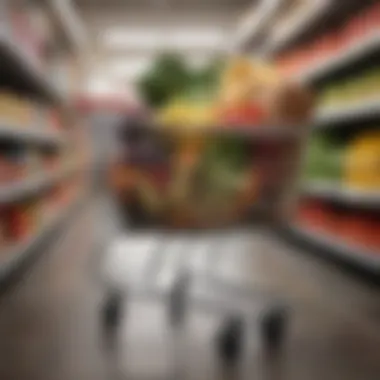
[107,57,152,78]
[86,77,118,95]
[167,29,224,49]
[103,27,226,50]
[103,28,161,49]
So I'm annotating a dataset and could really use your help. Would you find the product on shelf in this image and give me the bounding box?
[344,130,380,190]
[3,202,34,243]
[0,92,34,126]
[304,135,344,183]
[297,202,380,253]
[42,150,61,173]
[297,200,332,230]
[318,68,380,109]
[0,144,28,184]
[277,2,380,76]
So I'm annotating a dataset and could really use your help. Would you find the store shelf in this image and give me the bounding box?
[303,182,380,209]
[263,0,331,57]
[233,0,282,50]
[0,165,77,204]
[315,98,380,126]
[288,225,380,273]
[0,193,83,283]
[41,0,87,53]
[0,123,65,146]
[0,34,62,104]
[297,32,380,84]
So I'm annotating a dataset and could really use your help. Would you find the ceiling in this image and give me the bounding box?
[74,0,256,95]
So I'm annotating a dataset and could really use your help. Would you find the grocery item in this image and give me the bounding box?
[298,203,380,253]
[0,92,33,126]
[338,211,377,252]
[267,81,314,125]
[297,200,332,230]
[344,130,380,190]
[278,2,380,76]
[318,68,380,109]
[156,56,313,130]
[304,135,344,183]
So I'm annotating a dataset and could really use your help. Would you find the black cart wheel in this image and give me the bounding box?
[101,290,124,331]
[168,271,191,327]
[215,315,245,366]
[260,304,288,352]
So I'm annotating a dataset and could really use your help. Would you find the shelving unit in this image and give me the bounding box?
[288,225,380,274]
[263,0,331,58]
[40,0,87,53]
[297,32,380,84]
[315,98,380,127]
[0,34,62,104]
[0,122,65,145]
[264,2,380,274]
[0,1,88,284]
[0,192,84,283]
[0,165,78,204]
[303,182,380,209]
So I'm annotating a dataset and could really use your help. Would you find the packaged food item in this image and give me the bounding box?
[277,2,380,77]
[304,135,344,183]
[338,211,375,252]
[6,203,32,242]
[318,68,380,108]
[344,130,380,190]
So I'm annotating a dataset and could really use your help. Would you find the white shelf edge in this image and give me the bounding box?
[0,165,77,203]
[314,98,380,126]
[302,182,380,207]
[0,122,65,145]
[296,32,380,84]
[290,225,380,271]
[264,0,331,57]
[42,0,87,52]
[0,193,83,279]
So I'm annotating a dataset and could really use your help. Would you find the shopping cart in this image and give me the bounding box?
[99,119,302,377]
[98,216,290,378]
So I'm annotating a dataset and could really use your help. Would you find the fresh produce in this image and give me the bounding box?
[137,53,193,109]
[153,55,313,130]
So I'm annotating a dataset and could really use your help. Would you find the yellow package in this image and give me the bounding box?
[344,131,380,190]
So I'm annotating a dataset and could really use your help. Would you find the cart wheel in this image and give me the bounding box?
[101,290,124,331]
[260,304,288,352]
[215,315,244,366]
[168,271,191,327]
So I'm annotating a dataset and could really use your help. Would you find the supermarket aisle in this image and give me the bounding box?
[0,198,379,380]
[0,199,110,380]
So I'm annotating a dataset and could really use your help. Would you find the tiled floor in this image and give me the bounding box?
[0,197,379,380]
